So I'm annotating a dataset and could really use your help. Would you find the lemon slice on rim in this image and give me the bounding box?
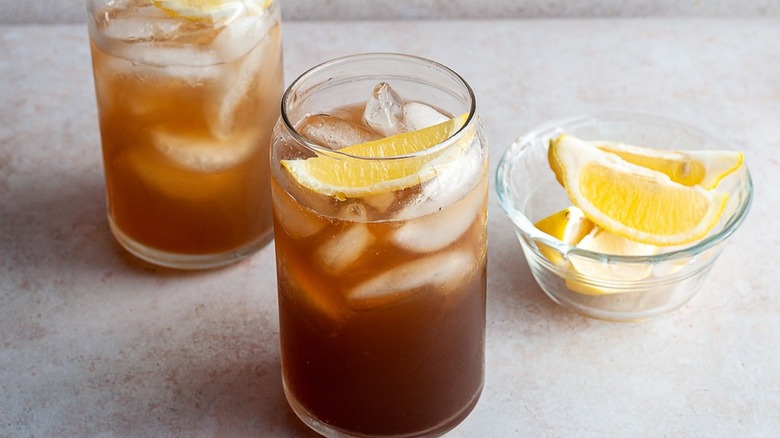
[549,134,729,246]
[282,113,469,200]
[154,0,272,22]
[591,141,743,190]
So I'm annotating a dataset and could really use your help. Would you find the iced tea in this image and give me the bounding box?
[87,0,283,268]
[271,54,488,437]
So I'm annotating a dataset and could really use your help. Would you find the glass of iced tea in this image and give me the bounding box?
[271,53,488,437]
[87,0,283,269]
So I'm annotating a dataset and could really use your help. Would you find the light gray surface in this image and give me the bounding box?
[2,17,779,437]
[2,0,780,24]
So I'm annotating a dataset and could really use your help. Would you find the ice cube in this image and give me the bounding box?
[316,224,375,274]
[338,201,369,222]
[362,191,398,213]
[348,250,475,310]
[212,14,274,65]
[92,2,220,68]
[212,29,271,139]
[101,17,183,43]
[299,114,381,150]
[363,82,406,136]
[391,173,487,253]
[402,102,449,131]
[394,144,486,222]
[279,255,347,327]
[121,146,236,200]
[95,1,181,43]
[151,130,255,172]
[112,42,222,69]
[271,186,326,240]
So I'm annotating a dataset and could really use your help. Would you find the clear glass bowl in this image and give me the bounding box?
[495,111,753,321]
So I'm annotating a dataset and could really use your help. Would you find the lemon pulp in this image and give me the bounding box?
[154,0,272,22]
[282,113,469,199]
[549,134,729,246]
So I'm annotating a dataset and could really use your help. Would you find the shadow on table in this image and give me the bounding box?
[487,212,590,331]
[74,302,320,436]
[1,167,116,272]
[1,166,319,434]
[0,164,271,280]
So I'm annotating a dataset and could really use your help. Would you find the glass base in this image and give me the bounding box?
[282,374,483,438]
[109,218,273,270]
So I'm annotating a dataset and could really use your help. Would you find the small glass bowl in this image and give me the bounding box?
[495,111,753,321]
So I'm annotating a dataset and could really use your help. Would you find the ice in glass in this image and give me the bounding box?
[271,54,488,437]
[87,0,283,268]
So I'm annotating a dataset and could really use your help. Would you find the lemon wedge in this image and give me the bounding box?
[549,134,729,246]
[567,227,660,295]
[534,206,593,264]
[282,113,468,199]
[576,226,659,257]
[535,206,659,295]
[592,141,743,190]
[154,0,271,22]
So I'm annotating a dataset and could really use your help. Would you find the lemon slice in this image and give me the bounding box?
[592,141,743,190]
[566,227,660,295]
[154,0,272,22]
[549,134,729,246]
[282,113,468,200]
[534,206,658,295]
[534,206,594,264]
[535,206,594,246]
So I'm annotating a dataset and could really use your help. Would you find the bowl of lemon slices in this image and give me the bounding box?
[496,111,753,321]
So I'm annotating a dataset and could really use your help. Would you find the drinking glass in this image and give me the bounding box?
[87,0,283,269]
[271,53,488,437]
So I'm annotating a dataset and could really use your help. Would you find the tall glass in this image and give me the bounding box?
[271,53,488,437]
[87,0,283,269]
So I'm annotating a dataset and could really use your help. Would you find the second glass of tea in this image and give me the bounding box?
[271,53,488,437]
[87,0,284,269]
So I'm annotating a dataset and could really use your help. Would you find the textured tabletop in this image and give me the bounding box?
[1,18,779,436]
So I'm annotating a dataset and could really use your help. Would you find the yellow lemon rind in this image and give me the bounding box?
[282,114,469,199]
[154,0,272,22]
[592,140,744,190]
[551,134,730,246]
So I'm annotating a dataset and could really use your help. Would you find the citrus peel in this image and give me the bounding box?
[282,113,469,200]
[154,0,272,22]
[548,134,729,246]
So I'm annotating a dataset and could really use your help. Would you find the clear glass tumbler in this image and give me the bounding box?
[271,53,488,437]
[87,0,283,269]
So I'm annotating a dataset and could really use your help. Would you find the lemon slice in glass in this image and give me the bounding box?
[282,113,469,200]
[549,134,729,246]
[154,0,272,22]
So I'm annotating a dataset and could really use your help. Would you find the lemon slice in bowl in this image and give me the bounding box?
[154,0,272,22]
[549,134,729,246]
[591,141,743,190]
[566,227,660,296]
[534,206,658,295]
[535,206,594,246]
[534,206,593,264]
[282,113,468,200]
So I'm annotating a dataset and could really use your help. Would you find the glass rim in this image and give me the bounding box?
[495,110,754,264]
[279,52,478,161]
